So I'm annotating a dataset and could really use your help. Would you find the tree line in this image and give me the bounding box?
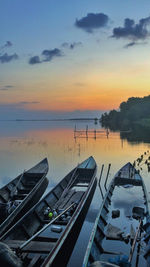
[100,95,150,131]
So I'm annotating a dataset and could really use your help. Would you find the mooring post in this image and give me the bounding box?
[98,164,104,199]
[94,129,96,139]
[104,163,111,190]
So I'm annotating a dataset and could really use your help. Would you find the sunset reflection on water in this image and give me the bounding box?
[0,121,150,266]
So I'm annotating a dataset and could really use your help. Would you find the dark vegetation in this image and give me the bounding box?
[100,95,150,131]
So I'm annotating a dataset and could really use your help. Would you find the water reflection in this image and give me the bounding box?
[0,121,150,266]
[119,125,150,143]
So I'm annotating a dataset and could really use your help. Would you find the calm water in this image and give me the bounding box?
[0,120,150,266]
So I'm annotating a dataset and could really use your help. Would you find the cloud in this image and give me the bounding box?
[112,16,150,41]
[75,13,109,33]
[29,48,63,65]
[18,101,40,105]
[5,85,14,88]
[74,82,86,87]
[124,42,137,48]
[124,41,148,48]
[42,48,62,62]
[0,53,18,63]
[4,41,13,48]
[0,41,13,51]
[0,85,14,91]
[29,56,41,65]
[62,42,82,49]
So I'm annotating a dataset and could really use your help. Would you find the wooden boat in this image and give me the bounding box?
[83,162,150,267]
[0,156,97,267]
[0,158,49,237]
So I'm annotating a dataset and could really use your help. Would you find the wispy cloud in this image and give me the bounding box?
[0,53,18,63]
[75,13,109,33]
[74,82,86,87]
[0,85,14,91]
[29,48,63,65]
[62,42,82,49]
[4,41,12,48]
[124,41,148,48]
[0,41,13,51]
[18,101,40,105]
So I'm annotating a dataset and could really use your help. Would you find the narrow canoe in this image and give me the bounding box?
[83,162,150,267]
[0,158,49,237]
[0,156,97,267]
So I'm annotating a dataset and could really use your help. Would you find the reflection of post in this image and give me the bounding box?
[104,163,111,190]
[121,138,123,148]
[86,125,88,139]
[78,143,80,157]
[106,128,109,138]
[94,129,96,140]
[74,125,76,140]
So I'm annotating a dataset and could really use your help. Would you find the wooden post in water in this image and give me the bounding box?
[104,163,111,190]
[98,164,104,199]
[94,129,96,139]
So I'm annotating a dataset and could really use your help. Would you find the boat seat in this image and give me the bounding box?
[105,224,124,240]
[89,261,119,267]
[18,189,31,194]
[28,255,41,267]
[13,194,27,200]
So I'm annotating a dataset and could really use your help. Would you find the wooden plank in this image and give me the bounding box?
[0,195,7,203]
[21,225,31,238]
[100,214,107,226]
[4,240,55,253]
[28,255,41,267]
[74,184,88,187]
[34,210,44,223]
[54,190,75,209]
[64,191,84,209]
[0,193,9,202]
[44,199,52,209]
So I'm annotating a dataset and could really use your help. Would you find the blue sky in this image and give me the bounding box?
[0,0,150,119]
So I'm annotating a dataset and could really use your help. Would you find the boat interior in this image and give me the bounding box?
[87,166,148,267]
[0,172,46,226]
[1,164,95,266]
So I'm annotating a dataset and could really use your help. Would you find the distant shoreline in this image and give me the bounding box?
[0,118,98,122]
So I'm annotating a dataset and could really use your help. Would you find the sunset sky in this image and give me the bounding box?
[1,0,150,119]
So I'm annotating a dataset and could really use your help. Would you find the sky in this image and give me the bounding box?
[0,0,150,119]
